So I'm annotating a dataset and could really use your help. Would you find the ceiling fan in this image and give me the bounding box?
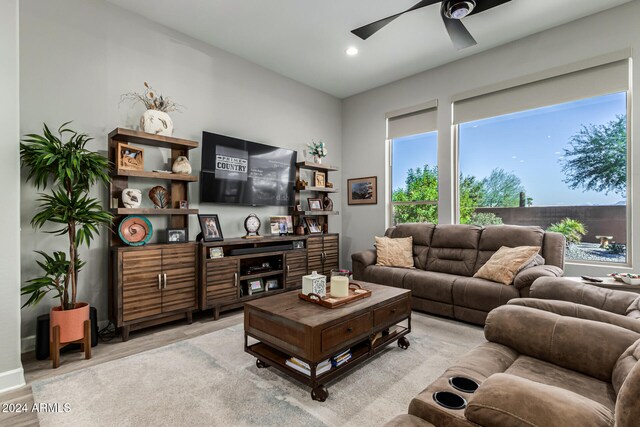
[351,0,512,50]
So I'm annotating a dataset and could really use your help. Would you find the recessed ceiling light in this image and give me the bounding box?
[444,0,476,20]
[345,47,359,56]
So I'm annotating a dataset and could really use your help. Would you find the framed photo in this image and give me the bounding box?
[314,171,326,188]
[270,215,293,235]
[178,200,189,209]
[295,204,303,212]
[247,278,264,295]
[117,143,144,171]
[292,240,305,250]
[265,279,280,291]
[304,217,322,234]
[209,247,224,259]
[348,176,378,205]
[307,198,323,211]
[167,228,188,243]
[198,214,224,242]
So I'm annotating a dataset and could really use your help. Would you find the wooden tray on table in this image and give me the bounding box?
[298,282,371,308]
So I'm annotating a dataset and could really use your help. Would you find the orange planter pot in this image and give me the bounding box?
[50,303,90,344]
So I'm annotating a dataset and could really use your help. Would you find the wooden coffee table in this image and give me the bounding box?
[244,281,411,401]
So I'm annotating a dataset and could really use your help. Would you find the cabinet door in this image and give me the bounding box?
[285,250,308,288]
[307,236,324,274]
[122,250,162,322]
[322,235,339,275]
[204,258,239,308]
[161,245,197,313]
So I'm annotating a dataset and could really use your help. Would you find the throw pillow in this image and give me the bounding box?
[375,236,414,268]
[474,246,541,285]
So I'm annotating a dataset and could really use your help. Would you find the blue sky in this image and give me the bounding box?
[392,92,627,206]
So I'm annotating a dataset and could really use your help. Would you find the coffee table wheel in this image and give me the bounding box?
[256,359,269,369]
[398,336,410,350]
[311,385,329,402]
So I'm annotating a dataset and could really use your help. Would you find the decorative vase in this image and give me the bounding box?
[172,156,192,174]
[313,155,322,164]
[121,188,142,208]
[140,109,173,136]
[50,303,90,343]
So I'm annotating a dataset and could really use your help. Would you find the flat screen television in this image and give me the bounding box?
[200,131,297,206]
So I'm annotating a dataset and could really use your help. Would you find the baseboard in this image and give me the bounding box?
[0,367,25,393]
[21,320,110,354]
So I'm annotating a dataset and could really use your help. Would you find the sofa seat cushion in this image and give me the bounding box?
[362,265,411,289]
[505,356,616,411]
[404,270,460,303]
[452,277,520,312]
[409,342,518,426]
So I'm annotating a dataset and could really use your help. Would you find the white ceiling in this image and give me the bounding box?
[106,0,631,98]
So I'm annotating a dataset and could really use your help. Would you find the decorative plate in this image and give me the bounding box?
[118,215,153,246]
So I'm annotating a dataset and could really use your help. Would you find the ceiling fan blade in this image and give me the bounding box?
[441,4,477,50]
[469,0,512,16]
[351,0,442,40]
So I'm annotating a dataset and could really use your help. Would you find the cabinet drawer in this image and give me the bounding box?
[373,297,410,328]
[321,312,372,352]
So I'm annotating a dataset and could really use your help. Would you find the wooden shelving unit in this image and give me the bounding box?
[293,161,339,234]
[108,128,200,341]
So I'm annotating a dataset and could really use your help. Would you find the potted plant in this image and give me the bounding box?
[20,122,112,345]
[307,139,327,164]
[121,81,182,136]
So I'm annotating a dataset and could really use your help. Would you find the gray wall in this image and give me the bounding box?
[0,0,25,392]
[19,0,342,348]
[341,1,640,278]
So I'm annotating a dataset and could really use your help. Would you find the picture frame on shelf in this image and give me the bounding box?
[178,200,189,209]
[198,214,224,242]
[209,247,224,259]
[307,198,323,211]
[295,204,303,212]
[348,176,378,205]
[314,171,326,188]
[292,240,305,250]
[247,278,265,295]
[304,217,322,234]
[265,279,280,291]
[167,228,188,243]
[270,216,293,235]
[117,143,144,171]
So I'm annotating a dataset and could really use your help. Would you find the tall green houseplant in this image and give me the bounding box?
[20,122,112,310]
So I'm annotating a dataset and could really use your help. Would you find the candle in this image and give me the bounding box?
[331,276,350,298]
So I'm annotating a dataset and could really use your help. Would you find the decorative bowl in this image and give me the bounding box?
[118,215,153,246]
[621,276,640,285]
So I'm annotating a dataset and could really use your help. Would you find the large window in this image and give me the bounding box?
[458,92,628,264]
[391,131,438,225]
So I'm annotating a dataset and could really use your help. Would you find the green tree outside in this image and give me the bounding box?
[480,168,525,207]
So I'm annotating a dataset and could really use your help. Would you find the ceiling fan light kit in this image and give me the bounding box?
[351,0,511,50]
[444,0,476,19]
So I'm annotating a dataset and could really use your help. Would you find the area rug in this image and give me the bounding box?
[32,313,484,427]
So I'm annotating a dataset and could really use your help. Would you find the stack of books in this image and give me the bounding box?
[285,357,331,376]
[331,349,352,367]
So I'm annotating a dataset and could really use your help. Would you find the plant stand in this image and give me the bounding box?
[50,320,91,369]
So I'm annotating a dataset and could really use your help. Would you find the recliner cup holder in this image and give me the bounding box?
[449,376,479,393]
[432,391,467,410]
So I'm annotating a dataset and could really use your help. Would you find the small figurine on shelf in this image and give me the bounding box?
[122,188,142,208]
[172,156,192,175]
[307,140,327,164]
[323,195,334,211]
[325,181,334,189]
[149,186,170,208]
[296,178,309,190]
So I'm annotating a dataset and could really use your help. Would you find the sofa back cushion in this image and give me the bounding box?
[474,225,544,274]
[387,223,435,270]
[614,340,640,427]
[541,231,566,268]
[425,224,482,276]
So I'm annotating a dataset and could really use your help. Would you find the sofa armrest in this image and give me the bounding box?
[513,265,562,290]
[465,373,613,427]
[485,305,639,381]
[531,277,639,315]
[508,298,640,333]
[351,249,377,280]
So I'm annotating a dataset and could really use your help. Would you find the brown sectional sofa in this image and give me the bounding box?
[510,277,640,332]
[352,223,565,325]
[400,305,640,427]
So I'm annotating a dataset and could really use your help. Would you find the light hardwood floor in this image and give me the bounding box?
[0,310,244,427]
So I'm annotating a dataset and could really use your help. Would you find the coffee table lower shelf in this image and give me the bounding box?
[245,324,410,402]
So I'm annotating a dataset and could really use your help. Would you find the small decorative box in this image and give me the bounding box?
[302,271,327,298]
